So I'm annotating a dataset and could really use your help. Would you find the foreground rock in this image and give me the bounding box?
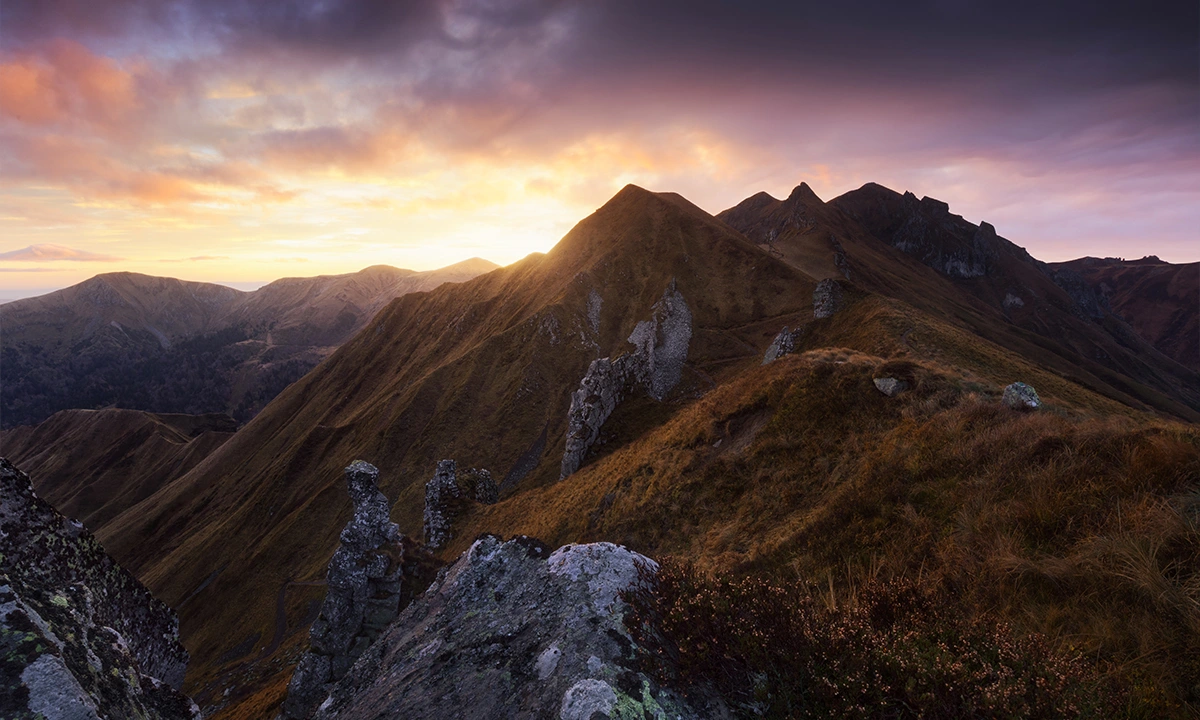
[282,461,405,720]
[561,282,693,478]
[0,457,197,720]
[1002,382,1042,410]
[308,536,720,719]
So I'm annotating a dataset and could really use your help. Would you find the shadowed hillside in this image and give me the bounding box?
[0,409,236,533]
[0,259,498,428]
[1048,256,1199,371]
[718,182,1200,422]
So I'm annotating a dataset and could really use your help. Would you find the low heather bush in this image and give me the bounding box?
[625,560,1128,719]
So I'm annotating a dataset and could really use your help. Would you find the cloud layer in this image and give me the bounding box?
[0,0,1196,294]
[0,244,123,261]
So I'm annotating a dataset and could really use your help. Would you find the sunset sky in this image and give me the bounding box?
[1,0,1196,299]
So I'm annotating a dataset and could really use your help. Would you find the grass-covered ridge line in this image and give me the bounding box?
[456,350,1200,715]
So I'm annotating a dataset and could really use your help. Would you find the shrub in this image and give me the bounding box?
[625,561,1128,719]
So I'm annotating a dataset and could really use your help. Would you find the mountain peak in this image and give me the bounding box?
[786,182,824,204]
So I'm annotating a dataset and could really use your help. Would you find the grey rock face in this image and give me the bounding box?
[873,377,909,397]
[0,457,197,720]
[627,282,693,401]
[310,536,721,720]
[422,460,462,550]
[1002,382,1042,410]
[1050,268,1109,320]
[813,278,844,319]
[561,283,693,479]
[282,461,404,720]
[763,326,803,364]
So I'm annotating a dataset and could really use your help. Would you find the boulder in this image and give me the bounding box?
[763,326,803,364]
[309,536,723,720]
[1001,382,1041,410]
[459,468,498,505]
[282,461,405,720]
[813,278,844,319]
[0,457,197,719]
[873,377,909,397]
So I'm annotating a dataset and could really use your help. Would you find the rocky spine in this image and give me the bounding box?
[282,461,405,720]
[561,282,692,479]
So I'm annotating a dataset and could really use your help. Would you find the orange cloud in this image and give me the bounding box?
[0,40,141,138]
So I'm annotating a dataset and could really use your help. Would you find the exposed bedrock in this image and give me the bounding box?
[282,461,405,720]
[308,536,723,719]
[0,457,197,719]
[560,283,693,479]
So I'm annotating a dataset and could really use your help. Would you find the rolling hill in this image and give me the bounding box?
[0,259,498,428]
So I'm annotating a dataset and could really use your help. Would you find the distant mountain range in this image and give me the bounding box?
[3,182,1196,717]
[0,258,499,428]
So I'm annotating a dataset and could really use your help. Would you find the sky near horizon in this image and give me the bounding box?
[1,0,1197,299]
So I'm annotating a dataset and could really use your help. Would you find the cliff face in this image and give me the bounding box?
[0,457,196,719]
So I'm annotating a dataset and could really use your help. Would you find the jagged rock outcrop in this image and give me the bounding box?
[308,536,721,720]
[0,457,197,719]
[422,460,462,550]
[763,326,803,364]
[1050,268,1110,320]
[813,278,844,319]
[282,461,405,720]
[873,377,909,397]
[459,467,498,505]
[1002,382,1042,410]
[561,283,693,479]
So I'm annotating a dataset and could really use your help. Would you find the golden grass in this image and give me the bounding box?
[455,349,1200,714]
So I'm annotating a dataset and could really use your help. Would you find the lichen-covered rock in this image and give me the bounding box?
[560,356,635,479]
[0,457,197,720]
[561,283,692,479]
[873,377,909,397]
[1002,382,1042,410]
[762,326,802,364]
[813,278,844,319]
[423,460,462,550]
[309,536,723,720]
[282,461,404,720]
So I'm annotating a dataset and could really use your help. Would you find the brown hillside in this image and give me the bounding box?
[717,182,1200,421]
[95,185,818,711]
[0,409,236,533]
[454,334,1200,712]
[1049,256,1199,371]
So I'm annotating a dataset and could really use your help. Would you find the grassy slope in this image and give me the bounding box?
[93,185,818,713]
[454,295,1200,713]
[0,409,236,531]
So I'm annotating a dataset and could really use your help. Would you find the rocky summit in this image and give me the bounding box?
[304,535,722,720]
[0,457,196,719]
